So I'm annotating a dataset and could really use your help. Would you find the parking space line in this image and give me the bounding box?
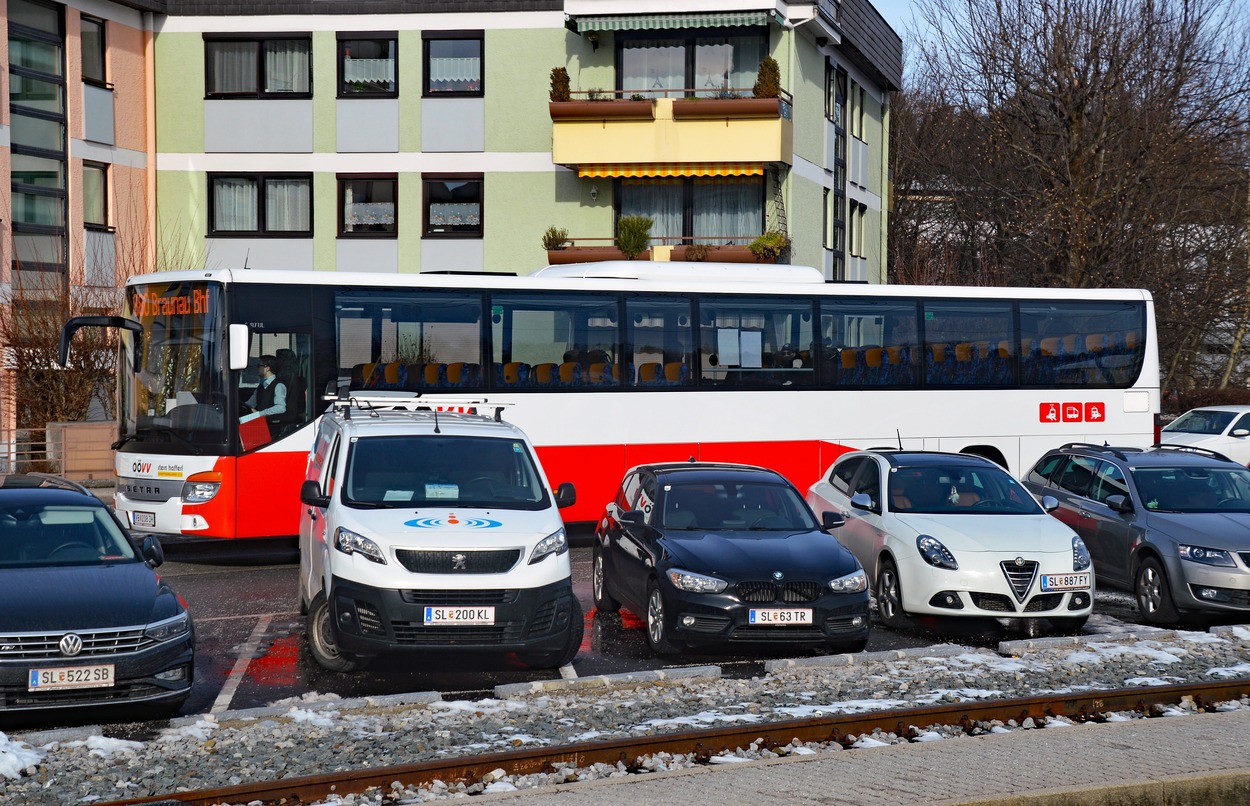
[559,663,577,679]
[195,611,300,624]
[211,615,271,714]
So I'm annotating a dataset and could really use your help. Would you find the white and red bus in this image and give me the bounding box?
[60,262,1159,542]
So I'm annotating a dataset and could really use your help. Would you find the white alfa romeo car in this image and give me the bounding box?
[806,450,1093,633]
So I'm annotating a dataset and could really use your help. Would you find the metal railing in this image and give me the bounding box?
[0,422,116,480]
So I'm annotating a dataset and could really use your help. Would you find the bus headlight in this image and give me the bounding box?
[334,528,387,564]
[183,472,222,504]
[529,528,568,564]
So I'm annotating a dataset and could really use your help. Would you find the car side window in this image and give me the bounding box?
[637,473,658,521]
[1055,455,1098,499]
[1233,414,1250,433]
[1090,461,1127,505]
[849,460,881,507]
[1026,453,1065,487]
[617,472,640,510]
[831,457,863,494]
[324,434,342,496]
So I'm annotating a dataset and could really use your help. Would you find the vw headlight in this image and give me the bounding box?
[828,569,868,593]
[1179,544,1235,567]
[1072,536,1091,571]
[145,611,190,642]
[668,568,728,593]
[334,527,386,564]
[917,535,958,570]
[529,527,568,564]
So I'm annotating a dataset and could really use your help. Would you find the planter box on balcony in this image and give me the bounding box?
[670,245,766,264]
[670,97,785,120]
[549,100,655,121]
[546,247,652,264]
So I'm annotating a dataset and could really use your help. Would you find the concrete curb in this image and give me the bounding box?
[999,629,1177,656]
[494,666,722,698]
[765,643,971,673]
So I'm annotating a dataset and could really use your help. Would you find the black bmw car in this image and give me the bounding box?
[593,462,870,655]
[0,474,194,726]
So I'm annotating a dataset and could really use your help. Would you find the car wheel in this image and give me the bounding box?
[521,596,584,669]
[306,592,370,673]
[1135,556,1180,625]
[592,545,621,613]
[1048,615,1089,635]
[646,581,680,655]
[875,558,909,629]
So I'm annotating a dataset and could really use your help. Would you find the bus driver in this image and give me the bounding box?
[241,355,287,421]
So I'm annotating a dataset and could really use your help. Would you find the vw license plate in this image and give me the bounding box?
[29,664,115,691]
[132,511,156,528]
[423,606,495,625]
[749,608,812,625]
[1041,573,1091,592]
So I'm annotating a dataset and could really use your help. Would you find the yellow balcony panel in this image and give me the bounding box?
[552,97,792,168]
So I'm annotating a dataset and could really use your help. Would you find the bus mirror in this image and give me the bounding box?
[59,315,142,369]
[228,323,251,370]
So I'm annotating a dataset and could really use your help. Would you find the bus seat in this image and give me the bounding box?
[588,362,609,385]
[423,363,444,387]
[403,363,426,390]
[1085,333,1107,354]
[638,362,663,385]
[925,342,953,385]
[350,362,377,390]
[499,361,530,387]
[445,362,479,387]
[613,363,634,384]
[1039,337,1062,356]
[559,362,582,386]
[1125,331,1139,350]
[1061,334,1080,354]
[663,362,687,384]
[863,347,885,385]
[531,363,558,386]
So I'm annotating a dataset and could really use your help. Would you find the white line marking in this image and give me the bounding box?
[211,614,271,714]
[559,662,578,679]
[195,611,300,624]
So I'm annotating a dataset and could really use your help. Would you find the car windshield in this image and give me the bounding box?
[1163,410,1237,435]
[660,480,818,531]
[1132,466,1250,513]
[889,464,1042,514]
[0,504,139,568]
[343,435,548,510]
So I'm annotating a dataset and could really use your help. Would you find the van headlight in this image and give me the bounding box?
[334,527,387,564]
[145,612,190,642]
[529,527,568,564]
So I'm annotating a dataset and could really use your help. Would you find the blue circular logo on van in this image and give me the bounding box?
[405,515,503,529]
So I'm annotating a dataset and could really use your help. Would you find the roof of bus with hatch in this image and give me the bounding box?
[132,267,1155,303]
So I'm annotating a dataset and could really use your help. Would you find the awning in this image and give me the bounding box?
[578,163,764,178]
[573,11,772,32]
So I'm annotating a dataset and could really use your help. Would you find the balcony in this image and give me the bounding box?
[545,235,782,265]
[551,90,793,171]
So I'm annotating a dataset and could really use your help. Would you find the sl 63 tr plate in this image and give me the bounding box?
[748,608,813,625]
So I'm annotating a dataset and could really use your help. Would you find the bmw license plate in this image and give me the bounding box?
[1041,573,1091,592]
[132,511,156,528]
[423,606,495,625]
[749,608,812,625]
[29,664,115,691]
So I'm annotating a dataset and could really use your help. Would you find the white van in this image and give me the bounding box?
[297,398,582,671]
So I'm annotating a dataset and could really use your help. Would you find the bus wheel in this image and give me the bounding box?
[306,593,370,673]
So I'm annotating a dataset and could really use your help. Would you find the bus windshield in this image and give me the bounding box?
[120,282,228,453]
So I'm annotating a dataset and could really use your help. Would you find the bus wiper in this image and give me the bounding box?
[123,426,202,454]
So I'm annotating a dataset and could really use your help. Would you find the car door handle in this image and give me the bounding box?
[1078,509,1092,518]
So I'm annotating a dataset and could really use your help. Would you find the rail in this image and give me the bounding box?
[0,423,115,480]
[95,678,1250,806]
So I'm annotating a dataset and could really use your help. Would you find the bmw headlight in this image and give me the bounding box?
[917,535,958,570]
[1072,536,1091,571]
[667,568,728,593]
[145,611,190,642]
[334,527,387,564]
[529,527,568,565]
[1179,544,1235,567]
[828,569,868,593]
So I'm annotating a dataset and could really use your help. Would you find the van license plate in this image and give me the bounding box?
[749,609,812,625]
[132,511,156,528]
[29,664,115,691]
[424,606,495,625]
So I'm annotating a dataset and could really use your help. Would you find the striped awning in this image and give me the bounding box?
[578,163,764,178]
[573,11,772,32]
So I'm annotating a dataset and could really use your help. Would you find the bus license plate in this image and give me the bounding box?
[424,606,495,625]
[749,608,812,625]
[1041,573,1090,592]
[132,511,156,528]
[29,664,115,691]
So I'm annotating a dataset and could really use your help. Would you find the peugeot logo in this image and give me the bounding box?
[1014,556,1025,567]
[772,570,784,580]
[451,553,467,571]
[59,633,83,657]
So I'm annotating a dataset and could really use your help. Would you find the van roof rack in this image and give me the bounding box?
[1058,443,1144,461]
[1150,444,1234,463]
[330,392,511,423]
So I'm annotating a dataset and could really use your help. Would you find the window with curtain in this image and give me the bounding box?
[81,16,105,84]
[620,29,767,98]
[339,175,397,236]
[339,36,396,96]
[83,162,107,228]
[423,175,482,237]
[209,174,311,235]
[205,36,311,97]
[618,176,763,247]
[619,178,682,247]
[423,32,482,96]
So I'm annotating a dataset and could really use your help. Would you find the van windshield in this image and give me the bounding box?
[343,435,549,510]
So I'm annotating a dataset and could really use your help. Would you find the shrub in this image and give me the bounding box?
[1166,387,1250,416]
[550,67,571,102]
[753,56,781,99]
[684,243,712,262]
[749,230,790,262]
[586,88,605,101]
[615,215,653,260]
[541,226,570,251]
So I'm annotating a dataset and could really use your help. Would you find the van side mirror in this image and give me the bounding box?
[1105,494,1133,513]
[822,511,845,530]
[1041,495,1060,512]
[300,479,330,508]
[554,482,576,509]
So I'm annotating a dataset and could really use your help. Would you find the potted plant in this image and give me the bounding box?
[549,67,571,102]
[616,215,653,260]
[672,56,788,119]
[542,226,570,252]
[748,230,791,263]
[753,56,781,99]
[548,71,655,120]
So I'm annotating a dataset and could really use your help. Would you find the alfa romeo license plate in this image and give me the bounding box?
[132,511,156,528]
[748,608,812,625]
[423,606,495,625]
[29,664,115,691]
[1041,573,1090,592]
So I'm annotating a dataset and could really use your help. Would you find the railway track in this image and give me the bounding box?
[96,678,1250,806]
